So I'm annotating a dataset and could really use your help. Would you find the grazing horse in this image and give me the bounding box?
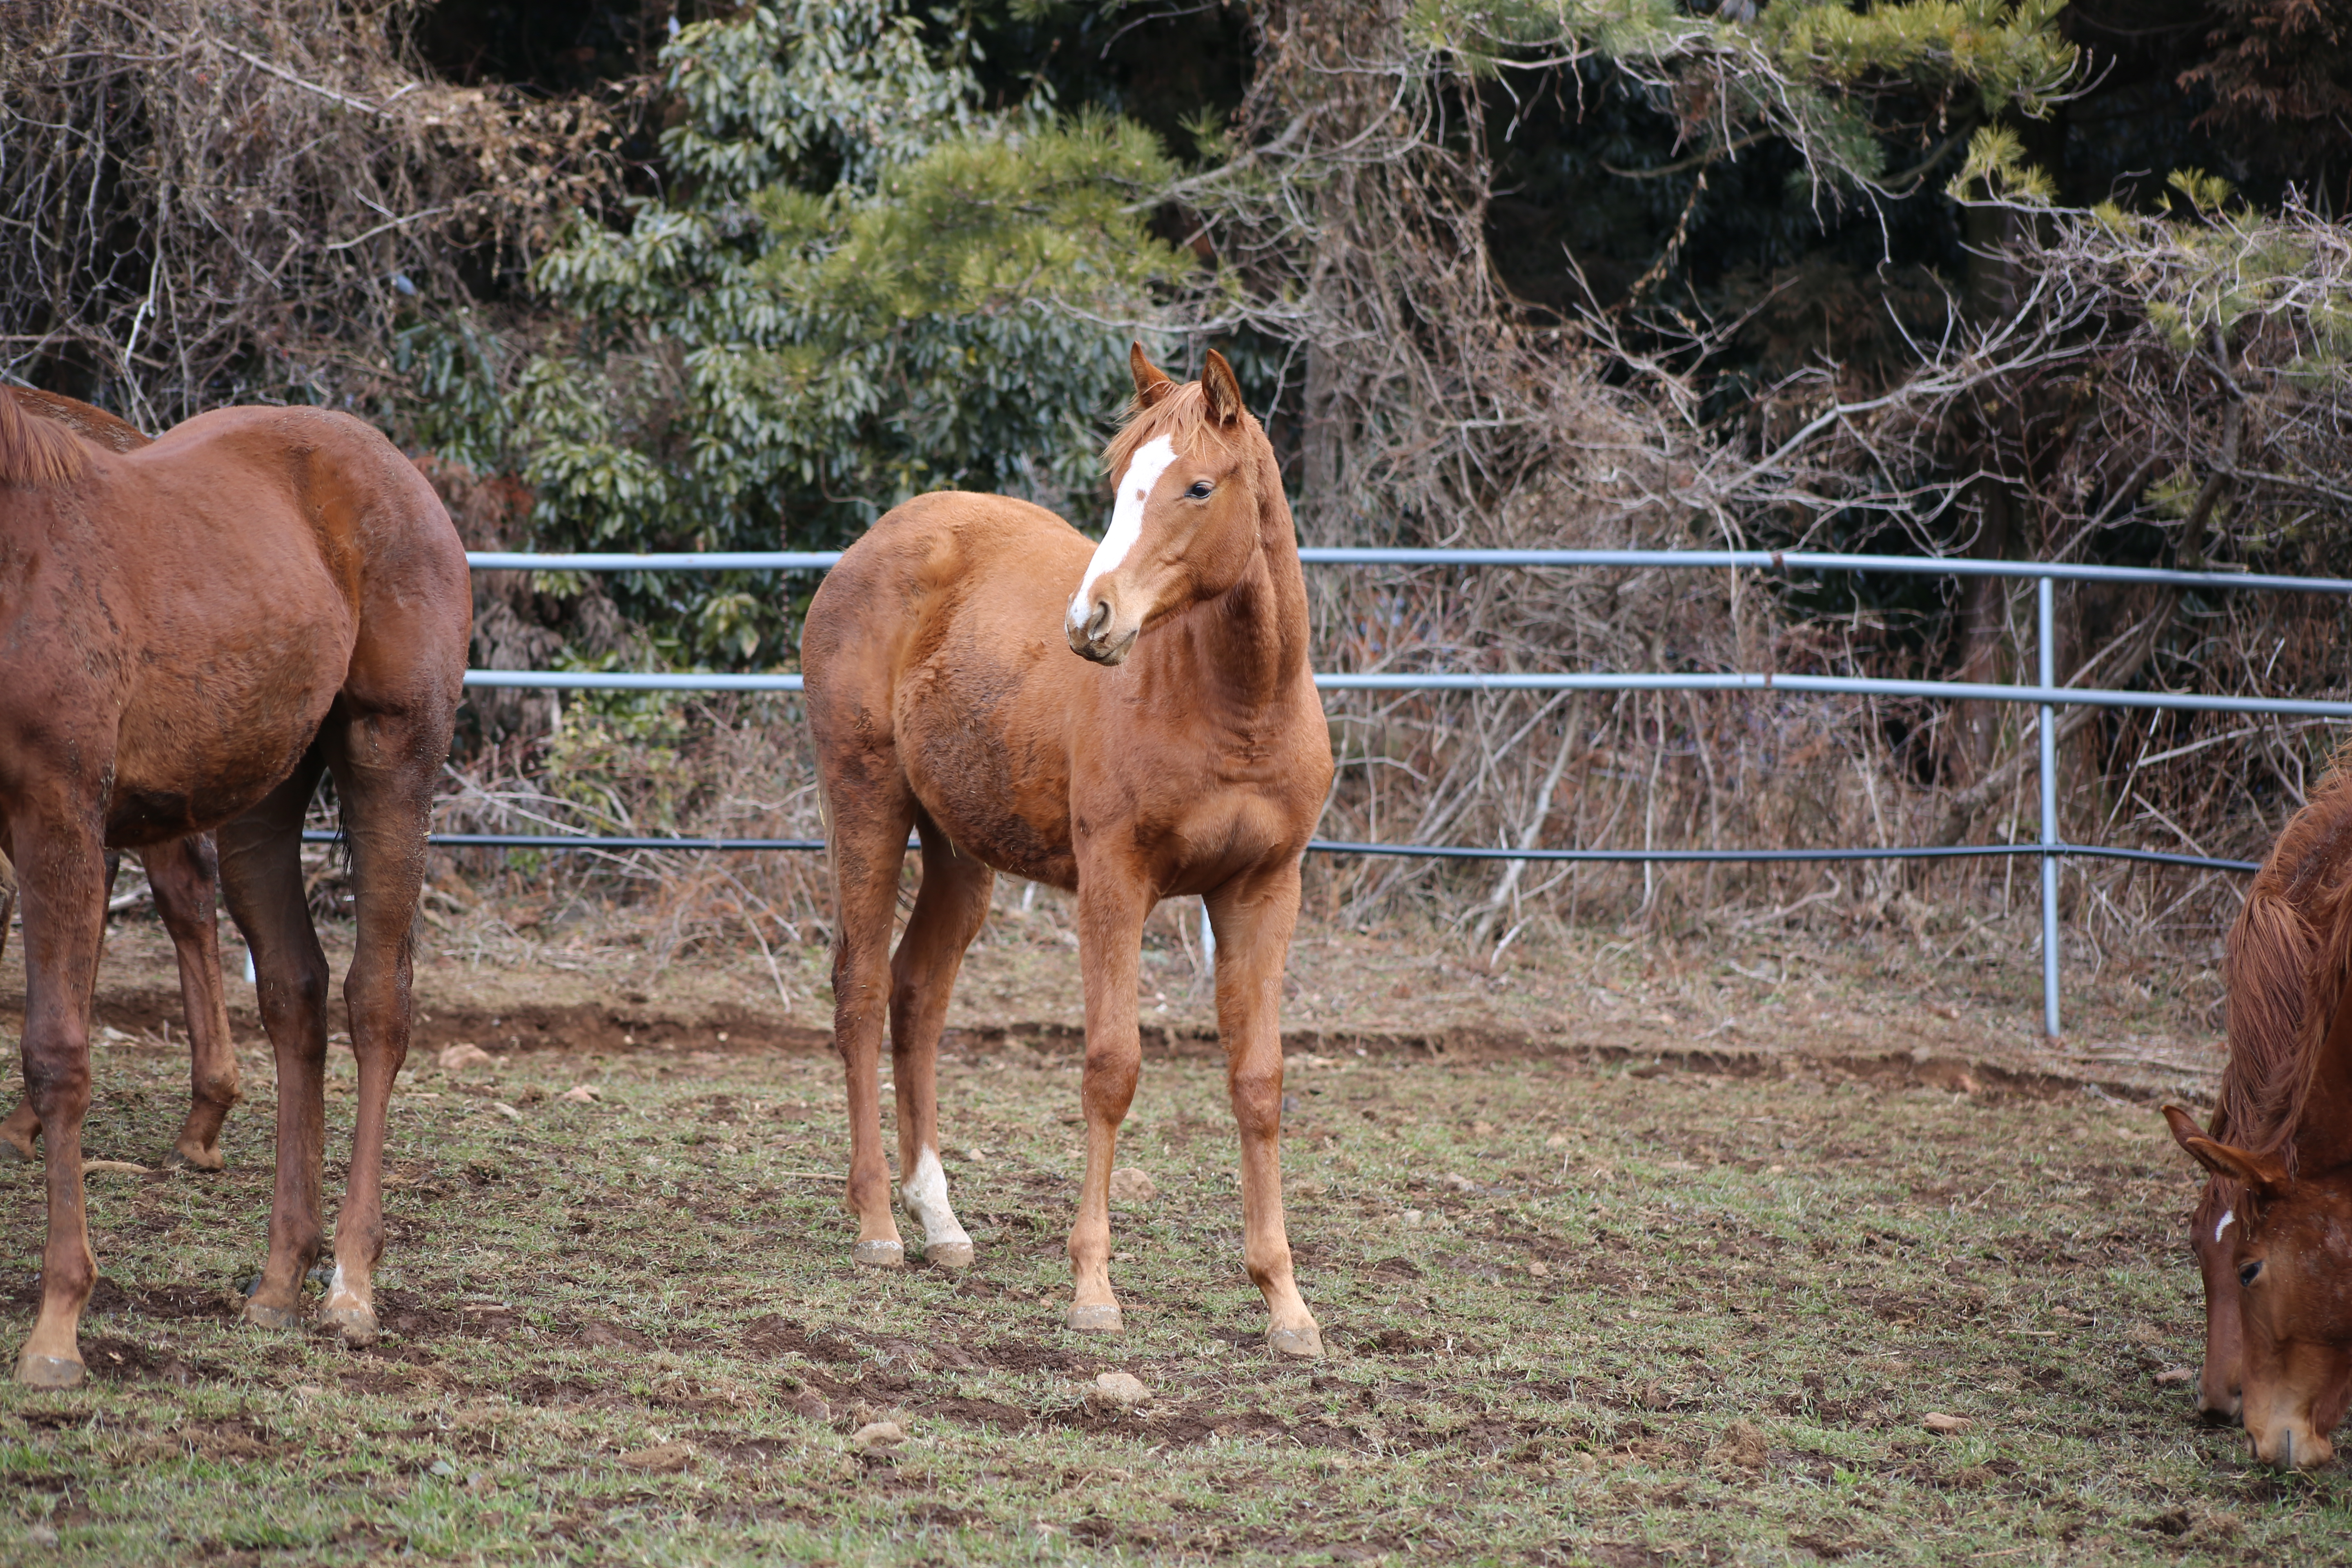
[0,388,241,1172]
[0,392,468,1385]
[803,345,1334,1356]
[2165,752,2352,1465]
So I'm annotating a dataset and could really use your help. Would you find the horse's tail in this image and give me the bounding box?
[2221,875,2314,1158]
[0,388,88,486]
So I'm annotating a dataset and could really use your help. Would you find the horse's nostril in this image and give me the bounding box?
[1087,600,1111,640]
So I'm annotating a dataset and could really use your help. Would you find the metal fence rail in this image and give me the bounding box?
[339,829,2257,875]
[446,547,2352,1038]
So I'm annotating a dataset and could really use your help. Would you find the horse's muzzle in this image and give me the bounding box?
[1065,596,1137,665]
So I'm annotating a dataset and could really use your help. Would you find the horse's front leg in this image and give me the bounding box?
[1208,862,1321,1358]
[12,809,107,1386]
[1068,870,1150,1332]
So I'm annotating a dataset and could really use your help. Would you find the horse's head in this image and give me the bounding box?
[2167,1103,2352,1467]
[1066,344,1267,666]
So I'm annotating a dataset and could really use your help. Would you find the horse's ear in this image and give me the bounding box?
[1129,342,1175,408]
[1202,349,1246,428]
[2166,1105,2291,1196]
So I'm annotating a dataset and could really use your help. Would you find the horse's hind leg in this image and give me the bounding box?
[314,713,444,1346]
[890,819,992,1268]
[822,762,918,1267]
[10,806,108,1386]
[215,757,332,1331]
[148,836,240,1171]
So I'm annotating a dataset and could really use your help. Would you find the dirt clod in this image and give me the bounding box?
[561,1084,601,1103]
[1922,1412,1973,1434]
[1108,1167,1156,1203]
[616,1441,694,1472]
[1712,1419,1770,1471]
[849,1420,906,1452]
[2152,1366,2192,1387]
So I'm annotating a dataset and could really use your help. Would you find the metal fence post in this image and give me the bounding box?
[2038,574,2061,1040]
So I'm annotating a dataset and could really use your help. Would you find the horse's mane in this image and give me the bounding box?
[0,386,91,485]
[1102,379,1244,483]
[2220,739,2352,1166]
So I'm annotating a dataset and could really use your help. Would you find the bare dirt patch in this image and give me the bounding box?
[0,901,2270,1564]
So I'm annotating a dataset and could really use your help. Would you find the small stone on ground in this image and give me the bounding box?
[439,1042,494,1074]
[1087,1371,1152,1413]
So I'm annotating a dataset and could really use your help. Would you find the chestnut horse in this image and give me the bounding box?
[0,388,242,1172]
[802,345,1334,1356]
[2165,750,2352,1464]
[0,392,468,1385]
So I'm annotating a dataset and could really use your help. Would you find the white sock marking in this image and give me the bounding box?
[1069,435,1179,630]
[325,1261,363,1311]
[2216,1207,2236,1245]
[902,1146,970,1250]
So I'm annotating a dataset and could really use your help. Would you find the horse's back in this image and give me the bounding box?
[807,490,1087,698]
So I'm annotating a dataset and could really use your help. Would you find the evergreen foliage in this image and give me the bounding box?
[474,1,1188,669]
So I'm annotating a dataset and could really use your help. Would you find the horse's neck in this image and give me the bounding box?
[2293,898,2352,1172]
[1196,483,1312,711]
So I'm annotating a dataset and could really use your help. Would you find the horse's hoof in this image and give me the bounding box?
[16,1352,84,1388]
[163,1145,225,1173]
[0,1138,30,1165]
[1267,1323,1325,1360]
[924,1241,974,1270]
[318,1303,379,1348]
[242,1299,301,1331]
[1067,1303,1124,1334]
[851,1240,905,1269]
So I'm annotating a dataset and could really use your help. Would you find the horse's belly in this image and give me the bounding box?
[897,668,1076,888]
[107,619,350,841]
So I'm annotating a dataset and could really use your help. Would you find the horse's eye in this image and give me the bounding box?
[2241,1259,2266,1287]
[1186,480,1213,499]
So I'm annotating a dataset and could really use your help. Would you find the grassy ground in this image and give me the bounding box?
[0,996,2339,1566]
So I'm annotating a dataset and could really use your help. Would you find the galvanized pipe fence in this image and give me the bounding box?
[405,547,2352,1039]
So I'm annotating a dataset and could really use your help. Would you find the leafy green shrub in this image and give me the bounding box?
[494,0,1190,670]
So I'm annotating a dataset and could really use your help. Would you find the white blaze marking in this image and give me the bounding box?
[1069,434,1179,630]
[2216,1208,2236,1245]
[901,1146,970,1250]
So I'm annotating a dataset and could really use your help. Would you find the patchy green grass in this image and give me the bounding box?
[0,1029,2339,1564]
